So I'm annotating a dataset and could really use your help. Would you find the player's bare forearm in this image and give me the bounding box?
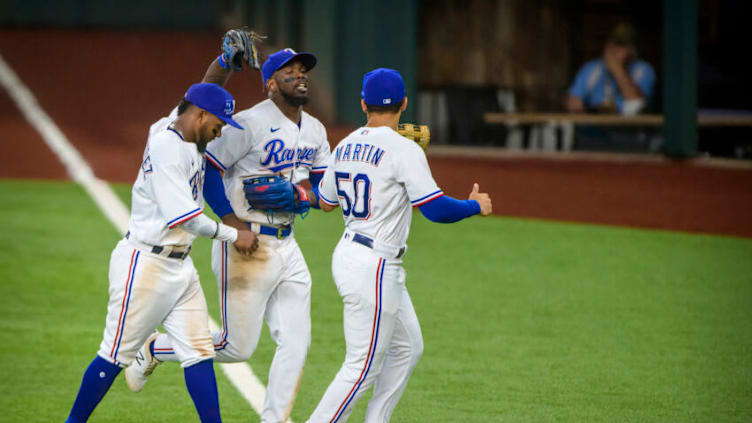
[202,58,233,86]
[307,188,338,212]
[320,201,338,212]
[221,212,248,231]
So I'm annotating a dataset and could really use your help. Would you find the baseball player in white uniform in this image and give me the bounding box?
[65,82,257,423]
[306,68,492,422]
[126,47,330,422]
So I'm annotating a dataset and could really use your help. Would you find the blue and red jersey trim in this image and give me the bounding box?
[167,127,185,141]
[204,151,226,171]
[167,208,203,228]
[311,165,327,174]
[318,189,339,206]
[411,189,444,206]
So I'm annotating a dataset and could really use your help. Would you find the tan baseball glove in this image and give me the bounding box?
[397,123,430,150]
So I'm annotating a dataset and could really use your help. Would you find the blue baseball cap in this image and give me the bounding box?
[262,48,317,85]
[184,83,243,129]
[361,68,405,106]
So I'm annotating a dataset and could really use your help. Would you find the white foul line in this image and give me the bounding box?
[0,52,278,420]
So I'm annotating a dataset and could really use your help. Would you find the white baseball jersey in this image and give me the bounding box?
[309,124,436,422]
[99,108,215,371]
[152,99,328,422]
[204,99,330,226]
[127,108,206,247]
[318,126,442,246]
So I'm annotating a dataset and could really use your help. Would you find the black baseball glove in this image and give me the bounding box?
[222,29,266,71]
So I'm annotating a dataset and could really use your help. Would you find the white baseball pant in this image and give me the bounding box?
[152,233,312,422]
[307,235,424,423]
[97,239,214,368]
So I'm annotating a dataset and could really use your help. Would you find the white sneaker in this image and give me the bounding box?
[125,331,162,392]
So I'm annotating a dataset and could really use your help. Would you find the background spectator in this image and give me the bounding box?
[566,23,656,116]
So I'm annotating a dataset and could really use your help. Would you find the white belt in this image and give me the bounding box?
[343,229,407,259]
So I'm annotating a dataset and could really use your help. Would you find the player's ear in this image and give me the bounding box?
[400,97,408,112]
[361,99,368,114]
[266,79,276,96]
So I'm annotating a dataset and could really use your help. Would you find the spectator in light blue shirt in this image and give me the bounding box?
[566,23,656,116]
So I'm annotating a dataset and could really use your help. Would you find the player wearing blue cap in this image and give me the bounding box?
[125,31,331,422]
[65,82,257,423]
[306,68,492,422]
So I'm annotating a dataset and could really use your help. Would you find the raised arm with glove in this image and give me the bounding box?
[203,28,266,85]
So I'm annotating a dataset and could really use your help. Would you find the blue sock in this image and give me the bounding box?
[66,356,122,423]
[184,359,222,423]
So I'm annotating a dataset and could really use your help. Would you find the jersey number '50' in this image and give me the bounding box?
[335,172,372,219]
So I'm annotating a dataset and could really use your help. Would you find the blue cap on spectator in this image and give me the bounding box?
[262,48,317,85]
[185,83,243,129]
[361,68,405,106]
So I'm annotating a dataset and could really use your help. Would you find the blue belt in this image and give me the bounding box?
[351,233,406,259]
[249,223,292,239]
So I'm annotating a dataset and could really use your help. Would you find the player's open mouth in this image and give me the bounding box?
[295,83,308,94]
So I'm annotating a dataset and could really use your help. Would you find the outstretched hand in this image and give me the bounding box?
[468,183,492,216]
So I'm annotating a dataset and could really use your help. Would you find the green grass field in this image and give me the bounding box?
[1,179,751,422]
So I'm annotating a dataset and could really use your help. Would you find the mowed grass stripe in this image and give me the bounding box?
[0,180,259,422]
[3,178,752,422]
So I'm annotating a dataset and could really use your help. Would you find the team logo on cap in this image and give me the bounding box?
[224,99,235,115]
[284,48,297,54]
[382,98,392,104]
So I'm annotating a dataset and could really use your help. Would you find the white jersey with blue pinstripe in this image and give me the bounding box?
[127,109,206,247]
[318,126,442,247]
[204,99,330,226]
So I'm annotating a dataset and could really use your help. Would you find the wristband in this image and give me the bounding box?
[217,54,230,70]
[215,223,238,243]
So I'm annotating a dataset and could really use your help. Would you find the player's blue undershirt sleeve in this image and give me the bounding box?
[203,162,234,218]
[307,172,324,209]
[418,195,481,223]
[309,172,323,189]
[310,184,321,209]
